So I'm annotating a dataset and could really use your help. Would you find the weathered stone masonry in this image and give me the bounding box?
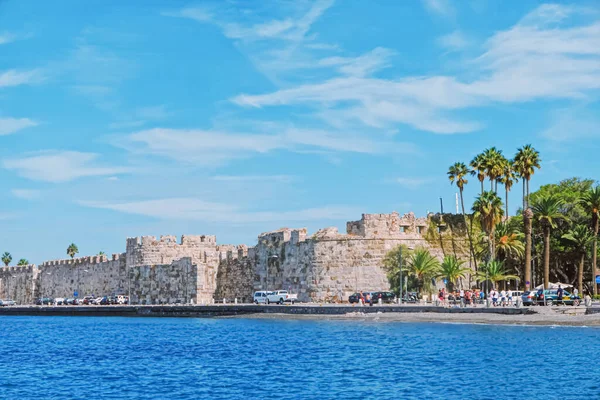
[0,212,468,304]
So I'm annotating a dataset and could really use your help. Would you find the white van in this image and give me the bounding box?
[253,291,268,304]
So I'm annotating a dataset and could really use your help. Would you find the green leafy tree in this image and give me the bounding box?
[382,245,412,296]
[17,259,29,266]
[531,193,565,288]
[98,251,106,256]
[67,243,79,259]
[407,248,440,296]
[494,221,525,261]
[469,153,487,195]
[514,144,541,289]
[582,185,600,296]
[562,225,594,295]
[448,162,477,271]
[472,191,504,261]
[476,260,519,289]
[1,252,12,267]
[437,255,470,292]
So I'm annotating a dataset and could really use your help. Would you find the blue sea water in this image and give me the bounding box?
[0,316,599,399]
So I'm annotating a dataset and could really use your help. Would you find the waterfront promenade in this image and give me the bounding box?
[2,303,600,325]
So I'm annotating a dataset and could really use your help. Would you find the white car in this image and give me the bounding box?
[253,291,268,304]
[265,290,297,305]
[116,295,129,304]
[54,297,65,305]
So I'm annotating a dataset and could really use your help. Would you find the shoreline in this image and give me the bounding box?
[1,304,599,326]
[232,311,600,326]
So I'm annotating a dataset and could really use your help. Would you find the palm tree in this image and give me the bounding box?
[562,225,594,295]
[17,259,29,266]
[494,221,525,261]
[67,243,79,259]
[407,248,440,296]
[482,147,505,192]
[438,255,470,292]
[98,251,106,256]
[469,153,486,195]
[499,159,518,217]
[1,252,12,267]
[475,260,519,289]
[531,193,565,289]
[472,191,504,261]
[448,162,477,271]
[514,145,541,290]
[582,185,600,296]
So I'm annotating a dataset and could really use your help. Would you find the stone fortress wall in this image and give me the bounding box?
[0,212,469,305]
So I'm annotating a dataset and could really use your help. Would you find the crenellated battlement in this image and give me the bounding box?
[346,211,428,237]
[41,253,125,267]
[0,264,36,273]
[126,234,217,247]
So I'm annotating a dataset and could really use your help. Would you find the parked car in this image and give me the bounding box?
[253,291,268,304]
[94,297,103,305]
[107,296,117,305]
[265,290,297,304]
[54,297,65,305]
[64,298,77,305]
[523,289,580,306]
[0,299,16,306]
[348,292,373,304]
[35,298,54,305]
[370,291,396,304]
[521,291,538,306]
[82,296,95,305]
[98,296,110,305]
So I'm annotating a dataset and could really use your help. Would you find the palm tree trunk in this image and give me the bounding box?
[522,180,526,210]
[594,216,599,296]
[524,208,532,291]
[578,253,584,296]
[543,225,550,289]
[489,231,495,262]
[505,187,509,218]
[490,179,493,191]
[460,190,477,273]
[480,179,484,195]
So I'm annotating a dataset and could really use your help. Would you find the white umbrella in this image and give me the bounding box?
[535,282,573,290]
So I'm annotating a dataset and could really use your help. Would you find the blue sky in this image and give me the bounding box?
[1,0,600,263]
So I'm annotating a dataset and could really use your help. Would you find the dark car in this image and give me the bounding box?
[522,289,580,306]
[35,297,54,305]
[98,296,110,305]
[370,291,396,304]
[348,292,372,304]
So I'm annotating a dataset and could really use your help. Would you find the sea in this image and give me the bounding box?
[0,316,599,399]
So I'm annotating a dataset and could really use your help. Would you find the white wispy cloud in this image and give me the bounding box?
[165,0,336,83]
[3,151,132,183]
[0,69,42,88]
[0,32,16,45]
[232,4,600,134]
[541,107,600,142]
[422,0,455,18]
[0,118,38,135]
[11,189,40,200]
[115,125,403,165]
[318,47,395,77]
[79,197,360,224]
[437,30,470,51]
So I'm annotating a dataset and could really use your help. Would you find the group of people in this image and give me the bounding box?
[436,288,518,307]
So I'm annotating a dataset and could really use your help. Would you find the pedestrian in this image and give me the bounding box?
[359,291,365,306]
[573,287,579,298]
[500,289,507,307]
[557,285,564,304]
[492,289,498,306]
[479,289,484,305]
[459,288,465,306]
[507,288,513,306]
[438,289,444,306]
[465,290,472,306]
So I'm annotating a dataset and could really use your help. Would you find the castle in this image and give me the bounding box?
[0,212,467,305]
